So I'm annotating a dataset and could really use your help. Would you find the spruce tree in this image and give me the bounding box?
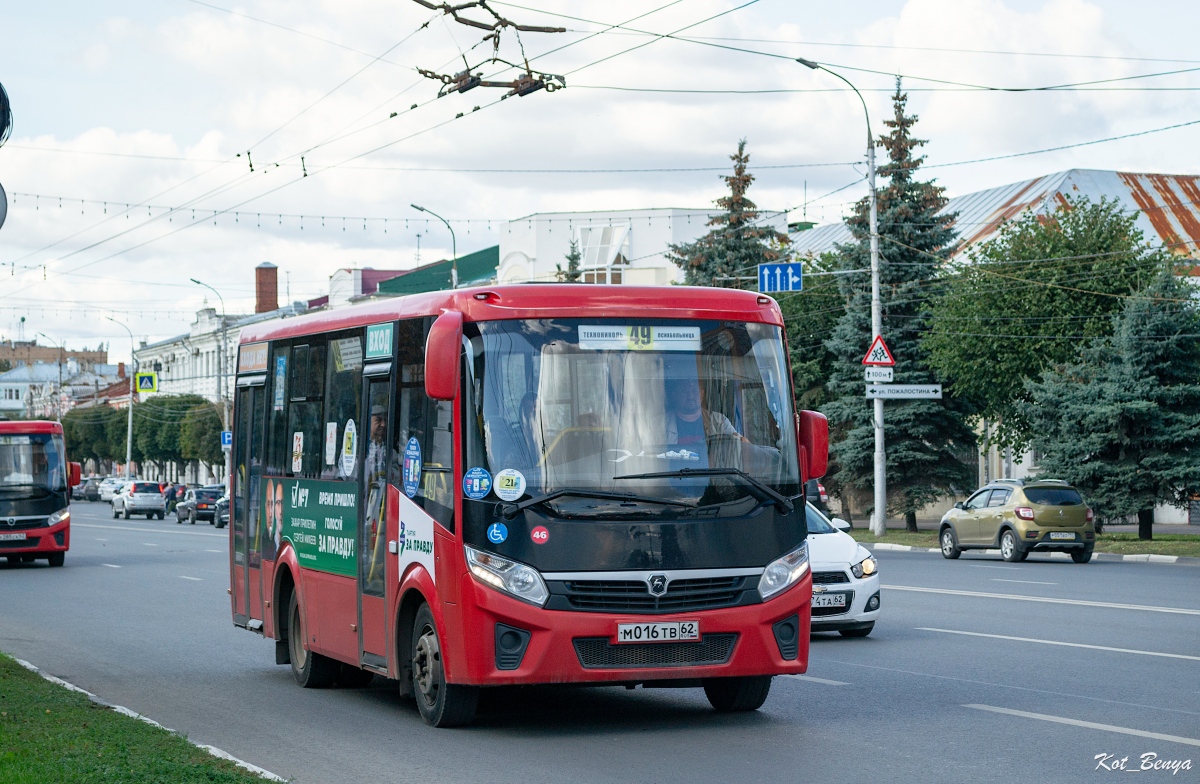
[822,82,975,531]
[556,239,583,282]
[667,139,789,287]
[1023,271,1200,540]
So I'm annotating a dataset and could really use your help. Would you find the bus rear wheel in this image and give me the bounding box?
[287,592,338,688]
[411,603,477,727]
[703,675,773,712]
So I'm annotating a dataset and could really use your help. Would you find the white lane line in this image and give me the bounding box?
[95,538,107,541]
[73,522,224,538]
[101,563,121,568]
[142,543,159,547]
[992,578,1057,585]
[969,565,1022,571]
[883,584,1200,616]
[204,549,224,553]
[918,628,1200,662]
[179,576,202,581]
[966,704,1200,748]
[783,674,849,686]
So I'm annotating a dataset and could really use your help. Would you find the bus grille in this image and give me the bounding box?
[573,633,738,669]
[557,577,749,614]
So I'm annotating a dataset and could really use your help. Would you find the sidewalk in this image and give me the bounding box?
[841,517,1200,536]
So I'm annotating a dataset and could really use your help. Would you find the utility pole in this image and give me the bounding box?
[107,318,136,479]
[37,332,63,421]
[412,205,457,288]
[191,279,230,489]
[797,57,887,536]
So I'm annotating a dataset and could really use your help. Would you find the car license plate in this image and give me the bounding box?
[0,532,26,542]
[812,593,847,608]
[615,621,699,643]
[1050,532,1076,540]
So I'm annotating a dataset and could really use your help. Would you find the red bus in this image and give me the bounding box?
[0,420,82,567]
[230,284,828,726]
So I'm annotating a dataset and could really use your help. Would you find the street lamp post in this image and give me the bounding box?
[797,57,887,537]
[411,204,457,289]
[36,332,64,422]
[106,317,136,479]
[191,279,230,489]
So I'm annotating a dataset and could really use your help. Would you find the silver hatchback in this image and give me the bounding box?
[113,481,166,520]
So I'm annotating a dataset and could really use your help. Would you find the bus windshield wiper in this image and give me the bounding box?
[612,468,795,515]
[499,488,695,519]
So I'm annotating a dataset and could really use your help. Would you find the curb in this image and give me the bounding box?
[863,542,1199,566]
[12,658,285,782]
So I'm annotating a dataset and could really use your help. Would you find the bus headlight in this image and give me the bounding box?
[757,541,810,601]
[47,508,69,526]
[465,545,549,607]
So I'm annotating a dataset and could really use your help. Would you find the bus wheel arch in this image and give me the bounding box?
[395,588,426,699]
[274,564,296,665]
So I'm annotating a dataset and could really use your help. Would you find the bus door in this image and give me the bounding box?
[232,379,267,629]
[358,365,392,667]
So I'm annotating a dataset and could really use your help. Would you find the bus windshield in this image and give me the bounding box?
[465,318,799,516]
[0,433,66,496]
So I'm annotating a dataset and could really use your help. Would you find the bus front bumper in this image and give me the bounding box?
[0,518,69,557]
[456,574,812,686]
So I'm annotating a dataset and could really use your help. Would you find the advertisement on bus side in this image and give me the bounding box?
[264,477,358,577]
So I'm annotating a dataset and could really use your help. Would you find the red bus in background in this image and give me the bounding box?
[0,420,82,567]
[230,285,828,727]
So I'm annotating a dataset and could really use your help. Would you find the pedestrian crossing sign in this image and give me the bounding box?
[861,335,896,367]
[135,372,158,393]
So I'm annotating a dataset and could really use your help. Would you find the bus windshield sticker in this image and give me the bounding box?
[331,337,363,373]
[291,432,304,473]
[341,420,357,476]
[273,478,357,577]
[402,437,422,498]
[272,355,287,412]
[494,469,526,502]
[365,323,393,360]
[463,467,492,500]
[578,325,701,352]
[487,522,508,544]
[324,422,338,466]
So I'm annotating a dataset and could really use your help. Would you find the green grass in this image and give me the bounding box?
[847,528,1200,558]
[0,653,269,784]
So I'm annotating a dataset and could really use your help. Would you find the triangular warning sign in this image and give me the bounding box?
[861,335,895,367]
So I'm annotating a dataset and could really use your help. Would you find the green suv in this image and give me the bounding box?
[939,479,1096,563]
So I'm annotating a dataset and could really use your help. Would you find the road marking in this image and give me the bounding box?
[883,584,1200,616]
[919,628,1200,662]
[179,576,202,582]
[992,578,1057,585]
[142,543,159,547]
[966,704,1200,748]
[73,522,224,539]
[969,565,1021,571]
[783,674,849,686]
[102,563,121,568]
[95,537,107,541]
[204,549,223,553]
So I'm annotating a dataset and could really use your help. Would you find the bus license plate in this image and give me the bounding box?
[1050,532,1076,540]
[812,593,847,608]
[616,621,699,643]
[0,532,26,541]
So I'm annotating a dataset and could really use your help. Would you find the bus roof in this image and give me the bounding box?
[0,420,64,435]
[239,284,783,345]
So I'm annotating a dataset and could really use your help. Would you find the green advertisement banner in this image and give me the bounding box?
[263,477,358,577]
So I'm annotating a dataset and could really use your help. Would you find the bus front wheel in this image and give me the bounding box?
[411,603,477,727]
[287,592,338,688]
[703,675,773,712]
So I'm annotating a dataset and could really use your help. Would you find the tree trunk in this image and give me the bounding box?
[840,493,852,525]
[1137,508,1154,541]
[905,510,917,533]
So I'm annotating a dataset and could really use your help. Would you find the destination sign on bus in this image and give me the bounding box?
[578,325,701,352]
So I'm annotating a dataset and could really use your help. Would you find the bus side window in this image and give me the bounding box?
[266,344,290,476]
[390,319,454,532]
[284,342,326,478]
[322,333,364,481]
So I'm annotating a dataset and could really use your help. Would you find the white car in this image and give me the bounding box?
[805,503,881,637]
[98,477,124,502]
[112,481,166,520]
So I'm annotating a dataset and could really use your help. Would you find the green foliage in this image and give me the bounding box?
[180,403,225,465]
[925,197,1166,453]
[133,395,208,469]
[62,406,123,465]
[779,251,843,410]
[556,239,583,282]
[822,82,975,520]
[1022,271,1200,528]
[667,139,790,287]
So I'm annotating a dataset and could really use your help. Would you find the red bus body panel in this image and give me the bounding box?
[0,421,72,558]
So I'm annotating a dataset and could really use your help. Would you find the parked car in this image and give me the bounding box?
[112,481,167,520]
[215,495,229,528]
[79,477,102,502]
[939,479,1096,563]
[806,503,880,637]
[176,486,224,524]
[98,477,124,502]
[805,478,830,516]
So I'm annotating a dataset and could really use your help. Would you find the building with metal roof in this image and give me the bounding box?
[790,169,1200,261]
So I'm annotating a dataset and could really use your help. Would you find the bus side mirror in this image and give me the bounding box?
[69,462,82,488]
[798,410,828,481]
[425,310,463,401]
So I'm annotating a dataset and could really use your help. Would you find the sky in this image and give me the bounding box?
[2,0,1199,363]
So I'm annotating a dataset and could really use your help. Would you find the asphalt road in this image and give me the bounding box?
[2,501,1198,783]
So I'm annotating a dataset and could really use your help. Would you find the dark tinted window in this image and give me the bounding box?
[132,483,160,494]
[987,489,1011,507]
[1024,487,1083,505]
